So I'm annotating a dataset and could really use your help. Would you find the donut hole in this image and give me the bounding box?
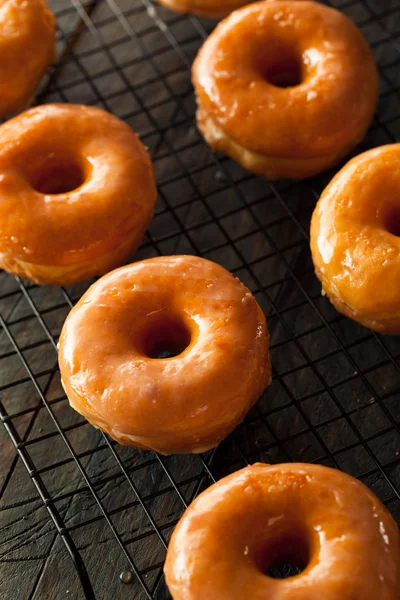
[139,313,192,359]
[264,58,303,88]
[28,156,86,195]
[257,530,310,580]
[260,46,304,88]
[267,559,305,579]
[384,206,400,237]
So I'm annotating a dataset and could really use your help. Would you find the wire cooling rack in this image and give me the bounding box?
[1,0,400,598]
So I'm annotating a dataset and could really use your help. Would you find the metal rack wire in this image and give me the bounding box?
[1,0,400,598]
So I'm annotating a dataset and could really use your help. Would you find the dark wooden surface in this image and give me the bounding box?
[1,0,400,598]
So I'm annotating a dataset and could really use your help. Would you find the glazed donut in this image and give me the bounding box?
[192,1,379,180]
[0,104,157,286]
[156,0,250,19]
[311,144,400,335]
[58,256,271,454]
[165,462,400,599]
[0,0,56,117]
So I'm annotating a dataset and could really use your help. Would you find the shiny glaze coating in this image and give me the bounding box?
[311,144,400,335]
[156,0,250,19]
[58,256,271,454]
[0,0,55,117]
[192,0,378,180]
[165,462,400,599]
[0,104,157,285]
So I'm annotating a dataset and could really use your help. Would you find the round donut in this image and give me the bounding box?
[0,104,157,286]
[311,144,400,335]
[192,0,379,180]
[58,255,271,454]
[156,0,250,19]
[165,462,400,599]
[0,0,56,117]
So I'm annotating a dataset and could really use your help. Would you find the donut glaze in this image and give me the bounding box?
[165,463,400,599]
[156,0,250,19]
[192,0,378,180]
[0,0,55,117]
[58,256,271,455]
[0,104,157,286]
[311,144,400,335]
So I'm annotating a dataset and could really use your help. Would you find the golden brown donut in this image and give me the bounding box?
[0,104,157,286]
[0,0,56,117]
[165,462,400,599]
[311,144,400,335]
[192,0,379,180]
[155,0,250,19]
[58,256,271,454]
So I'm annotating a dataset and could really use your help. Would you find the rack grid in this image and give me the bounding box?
[1,0,400,598]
